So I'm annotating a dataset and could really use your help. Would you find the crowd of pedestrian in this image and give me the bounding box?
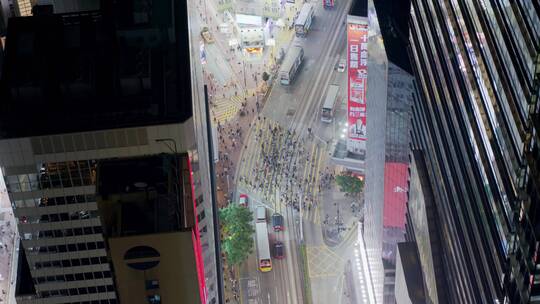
[239,117,323,214]
[318,167,335,192]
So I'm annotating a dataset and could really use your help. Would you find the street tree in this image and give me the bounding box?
[219,204,255,265]
[335,173,364,196]
[262,71,270,82]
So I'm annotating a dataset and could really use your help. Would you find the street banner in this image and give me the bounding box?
[347,17,368,141]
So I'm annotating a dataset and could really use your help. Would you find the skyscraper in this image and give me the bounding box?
[356,0,414,302]
[408,0,540,303]
[0,0,220,303]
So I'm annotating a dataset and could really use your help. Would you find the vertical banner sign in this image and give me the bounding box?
[347,19,368,141]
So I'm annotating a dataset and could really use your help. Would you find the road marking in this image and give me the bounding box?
[310,145,324,224]
[306,246,344,278]
[336,273,344,304]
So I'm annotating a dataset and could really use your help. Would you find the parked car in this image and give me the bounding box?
[272,213,284,231]
[239,194,248,207]
[337,58,346,72]
[273,241,284,259]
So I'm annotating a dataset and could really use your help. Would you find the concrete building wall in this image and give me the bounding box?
[394,248,412,304]
[108,232,201,304]
[2,123,203,304]
[362,20,388,303]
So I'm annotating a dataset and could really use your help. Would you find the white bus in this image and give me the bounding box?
[321,84,339,123]
[279,46,304,85]
[295,3,314,37]
[255,222,272,272]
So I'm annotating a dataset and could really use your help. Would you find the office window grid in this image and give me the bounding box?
[34,270,112,284]
[4,160,97,193]
[39,285,115,299]
[29,225,103,240]
[13,194,96,209]
[34,256,108,270]
[410,0,540,302]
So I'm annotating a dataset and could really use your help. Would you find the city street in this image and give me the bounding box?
[225,0,357,303]
[191,0,359,302]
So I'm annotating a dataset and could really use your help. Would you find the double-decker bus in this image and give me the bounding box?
[294,3,314,37]
[321,84,339,123]
[255,221,272,272]
[279,46,304,85]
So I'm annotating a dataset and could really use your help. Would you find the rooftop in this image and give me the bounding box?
[0,0,192,139]
[97,154,194,237]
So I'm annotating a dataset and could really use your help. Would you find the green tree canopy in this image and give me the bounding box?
[219,204,254,265]
[335,173,364,195]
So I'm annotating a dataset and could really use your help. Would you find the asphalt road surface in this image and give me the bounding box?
[236,0,353,303]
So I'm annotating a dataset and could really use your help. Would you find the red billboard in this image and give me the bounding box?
[383,162,409,228]
[347,19,368,141]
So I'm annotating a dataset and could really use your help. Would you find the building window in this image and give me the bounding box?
[199,225,208,234]
[147,294,161,304]
[195,195,203,207]
[146,280,159,290]
[197,210,206,222]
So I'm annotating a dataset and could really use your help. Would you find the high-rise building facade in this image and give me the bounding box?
[0,0,220,303]
[408,0,540,302]
[358,1,414,303]
[96,154,205,304]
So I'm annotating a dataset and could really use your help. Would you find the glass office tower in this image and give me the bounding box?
[0,1,220,303]
[408,0,540,303]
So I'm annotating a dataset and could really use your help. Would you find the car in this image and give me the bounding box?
[239,194,248,207]
[272,213,284,231]
[273,241,284,259]
[337,59,346,72]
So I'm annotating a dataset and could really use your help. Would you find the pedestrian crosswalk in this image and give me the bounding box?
[210,94,244,123]
[238,117,327,225]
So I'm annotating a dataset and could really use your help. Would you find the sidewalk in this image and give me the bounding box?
[0,174,17,304]
[196,1,305,208]
[318,168,362,247]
